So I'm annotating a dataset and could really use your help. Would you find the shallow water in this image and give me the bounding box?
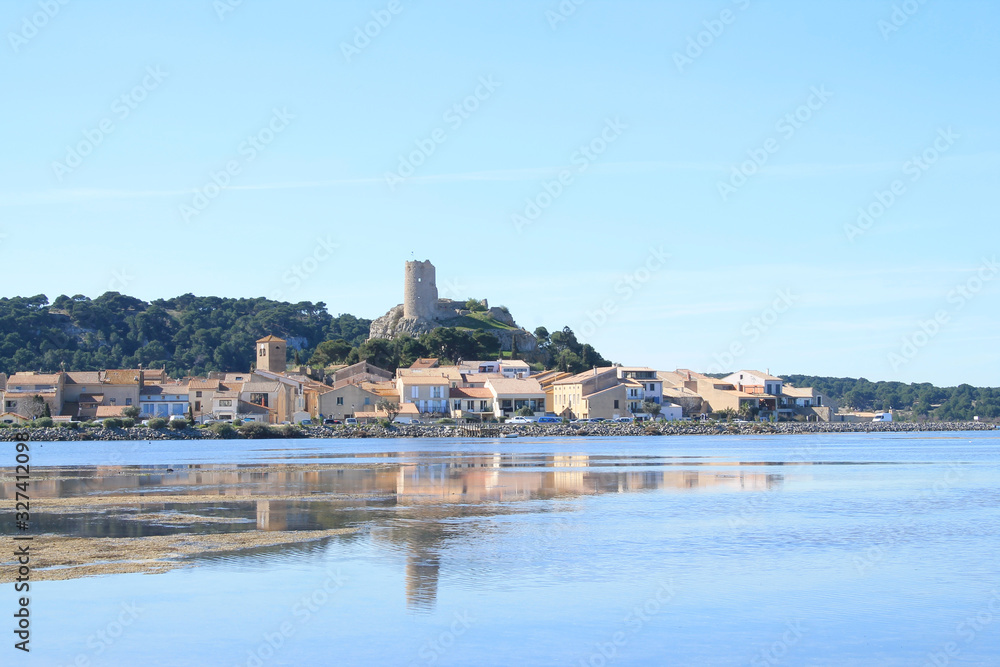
[3,432,999,666]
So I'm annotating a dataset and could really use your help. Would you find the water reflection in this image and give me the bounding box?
[2,452,786,609]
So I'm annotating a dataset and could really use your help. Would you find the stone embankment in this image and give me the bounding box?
[0,421,995,442]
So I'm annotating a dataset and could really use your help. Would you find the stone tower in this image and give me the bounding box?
[403,260,438,320]
[256,335,286,373]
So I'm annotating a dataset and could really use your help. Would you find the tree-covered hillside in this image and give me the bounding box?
[0,293,370,377]
[783,375,1000,421]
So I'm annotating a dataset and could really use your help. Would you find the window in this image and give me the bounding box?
[614,400,619,409]
[467,400,474,411]
[196,391,202,398]
[411,386,418,399]
[364,397,370,405]
[125,398,132,406]
[219,400,232,407]
[195,401,201,411]
[336,397,344,406]
[250,393,268,407]
[110,398,117,406]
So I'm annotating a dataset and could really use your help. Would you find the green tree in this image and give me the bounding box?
[376,400,401,422]
[642,399,661,421]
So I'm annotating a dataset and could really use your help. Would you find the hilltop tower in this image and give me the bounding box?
[256,335,287,373]
[403,260,438,320]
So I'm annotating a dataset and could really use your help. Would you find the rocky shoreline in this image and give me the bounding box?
[0,420,995,442]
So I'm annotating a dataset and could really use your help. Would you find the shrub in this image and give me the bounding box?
[277,423,303,439]
[121,418,135,428]
[239,422,274,439]
[147,418,167,429]
[209,422,237,439]
[232,418,243,426]
[378,418,392,428]
[59,421,80,429]
[34,417,54,428]
[102,418,123,428]
[82,421,97,428]
[436,418,455,424]
[0,423,8,429]
[122,406,141,419]
[169,419,188,430]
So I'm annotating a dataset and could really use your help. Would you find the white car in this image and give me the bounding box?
[507,416,535,424]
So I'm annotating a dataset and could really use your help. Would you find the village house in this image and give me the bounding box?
[485,377,546,418]
[397,375,451,415]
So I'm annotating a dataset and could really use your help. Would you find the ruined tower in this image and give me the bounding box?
[403,260,438,320]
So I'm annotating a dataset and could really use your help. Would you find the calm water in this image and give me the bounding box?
[4,432,1000,666]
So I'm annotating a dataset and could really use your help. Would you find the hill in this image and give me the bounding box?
[0,293,370,377]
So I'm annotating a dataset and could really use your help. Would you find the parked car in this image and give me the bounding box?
[507,416,535,424]
[615,417,634,423]
[733,419,749,424]
[344,418,358,425]
[298,419,312,426]
[536,416,561,423]
[322,418,341,425]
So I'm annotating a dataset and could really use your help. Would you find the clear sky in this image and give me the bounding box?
[2,0,998,386]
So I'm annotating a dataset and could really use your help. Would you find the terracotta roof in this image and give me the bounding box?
[553,367,618,385]
[237,400,272,415]
[64,371,101,385]
[257,335,285,343]
[486,378,544,397]
[410,358,440,369]
[187,379,221,390]
[96,406,125,417]
[103,370,141,385]
[781,386,816,397]
[450,387,493,399]
[9,372,62,384]
[79,394,104,403]
[241,381,281,393]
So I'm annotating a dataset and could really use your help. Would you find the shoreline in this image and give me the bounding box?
[0,420,994,441]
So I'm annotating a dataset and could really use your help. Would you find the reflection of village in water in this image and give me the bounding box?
[5,453,788,609]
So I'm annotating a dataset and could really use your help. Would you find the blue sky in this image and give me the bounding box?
[2,0,998,386]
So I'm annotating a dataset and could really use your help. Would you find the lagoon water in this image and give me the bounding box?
[6,432,1000,666]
